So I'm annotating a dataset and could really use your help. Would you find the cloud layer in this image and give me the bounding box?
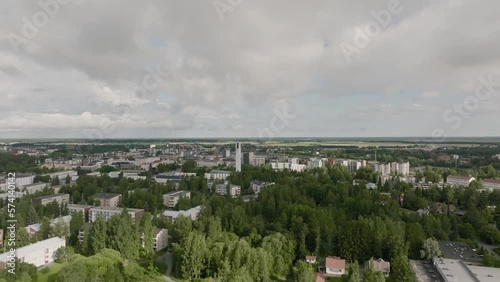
[1,0,499,138]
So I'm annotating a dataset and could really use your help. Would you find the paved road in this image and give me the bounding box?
[156,252,173,281]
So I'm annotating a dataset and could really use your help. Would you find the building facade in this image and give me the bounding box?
[163,190,191,209]
[32,193,70,207]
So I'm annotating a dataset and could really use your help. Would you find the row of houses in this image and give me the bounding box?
[306,256,390,281]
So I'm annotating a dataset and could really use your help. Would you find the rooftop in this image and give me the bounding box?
[447,175,474,180]
[483,178,500,184]
[0,237,65,262]
[164,190,191,197]
[325,257,345,269]
[434,258,500,282]
[32,193,69,200]
[92,193,121,199]
[438,241,483,263]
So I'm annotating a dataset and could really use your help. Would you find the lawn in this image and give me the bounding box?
[37,262,67,282]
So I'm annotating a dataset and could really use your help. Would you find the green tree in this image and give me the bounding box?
[348,261,360,282]
[39,217,51,240]
[420,238,442,260]
[292,261,315,282]
[389,255,416,282]
[52,218,70,239]
[92,217,107,254]
[141,212,155,258]
[179,232,208,280]
[363,269,386,282]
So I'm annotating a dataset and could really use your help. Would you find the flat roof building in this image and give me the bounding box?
[32,193,69,207]
[89,206,143,224]
[91,193,122,208]
[163,190,191,209]
[0,237,65,268]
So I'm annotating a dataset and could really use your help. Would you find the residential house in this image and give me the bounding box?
[483,179,500,191]
[306,255,317,264]
[68,204,93,222]
[250,181,274,195]
[369,258,391,276]
[161,206,202,221]
[318,256,346,277]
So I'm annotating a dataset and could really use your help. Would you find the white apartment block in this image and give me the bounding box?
[205,170,231,180]
[15,174,34,188]
[163,190,191,209]
[68,204,93,222]
[251,156,266,166]
[374,162,410,176]
[0,237,65,268]
[161,206,202,221]
[308,159,323,169]
[447,175,475,187]
[483,179,500,191]
[215,184,241,197]
[89,207,143,224]
[22,182,47,194]
[142,228,169,252]
[250,181,275,194]
[42,171,78,181]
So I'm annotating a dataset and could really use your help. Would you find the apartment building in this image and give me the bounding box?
[250,181,275,195]
[15,174,35,188]
[0,237,65,268]
[205,170,231,180]
[42,171,78,181]
[89,206,143,224]
[141,228,168,252]
[68,204,93,222]
[446,175,475,187]
[163,190,191,209]
[483,178,500,191]
[215,184,241,197]
[161,206,202,221]
[91,193,122,207]
[23,182,47,194]
[32,193,70,207]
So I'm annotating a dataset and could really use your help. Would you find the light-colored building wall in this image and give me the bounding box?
[0,237,65,268]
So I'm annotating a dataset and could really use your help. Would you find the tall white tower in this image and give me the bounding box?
[235,142,242,172]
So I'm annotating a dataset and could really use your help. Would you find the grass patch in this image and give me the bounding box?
[37,262,67,282]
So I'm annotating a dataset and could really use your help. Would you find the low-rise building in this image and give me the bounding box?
[91,193,122,207]
[250,181,274,194]
[205,170,231,180]
[483,178,500,191]
[215,184,241,197]
[22,182,47,194]
[89,207,143,224]
[32,193,69,207]
[306,255,317,264]
[163,190,191,209]
[15,174,35,188]
[369,258,390,276]
[25,215,72,238]
[141,228,169,252]
[0,237,66,268]
[447,175,475,187]
[68,204,93,222]
[161,206,202,221]
[318,256,346,277]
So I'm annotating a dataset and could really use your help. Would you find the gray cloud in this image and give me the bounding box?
[0,0,499,138]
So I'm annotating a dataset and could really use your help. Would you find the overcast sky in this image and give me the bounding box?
[0,0,499,139]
